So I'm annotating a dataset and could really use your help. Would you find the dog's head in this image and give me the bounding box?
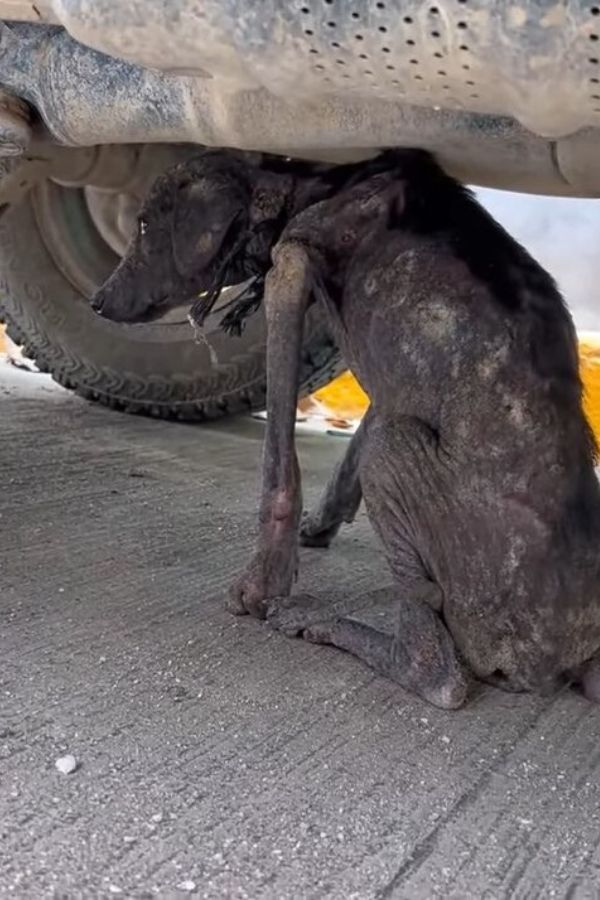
[91,148,414,331]
[91,151,294,325]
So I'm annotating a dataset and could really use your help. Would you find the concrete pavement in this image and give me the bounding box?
[2,363,600,899]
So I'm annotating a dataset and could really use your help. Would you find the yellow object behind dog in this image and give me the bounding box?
[579,333,600,444]
[313,370,369,421]
[2,322,600,443]
[318,334,600,444]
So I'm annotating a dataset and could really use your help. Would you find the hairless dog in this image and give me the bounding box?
[93,148,600,709]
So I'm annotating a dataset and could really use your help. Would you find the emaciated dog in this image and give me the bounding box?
[93,148,600,709]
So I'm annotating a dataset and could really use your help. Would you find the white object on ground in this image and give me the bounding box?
[5,336,39,372]
[55,754,78,775]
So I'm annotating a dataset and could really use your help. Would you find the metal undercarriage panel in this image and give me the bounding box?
[0,1,599,194]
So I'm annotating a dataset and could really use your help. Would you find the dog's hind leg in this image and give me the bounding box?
[269,582,467,709]
[299,408,370,548]
[271,415,468,708]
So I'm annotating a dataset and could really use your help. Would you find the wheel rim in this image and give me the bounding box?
[35,181,118,299]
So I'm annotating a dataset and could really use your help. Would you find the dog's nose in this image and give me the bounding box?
[90,285,130,321]
[90,293,106,315]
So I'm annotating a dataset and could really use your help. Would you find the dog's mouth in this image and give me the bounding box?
[123,294,171,324]
[92,290,172,324]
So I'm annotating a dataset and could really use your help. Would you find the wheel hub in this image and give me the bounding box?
[84,185,140,257]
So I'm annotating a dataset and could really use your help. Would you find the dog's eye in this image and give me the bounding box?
[340,230,354,245]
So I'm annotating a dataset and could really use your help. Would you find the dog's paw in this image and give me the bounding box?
[227,549,296,619]
[299,510,336,548]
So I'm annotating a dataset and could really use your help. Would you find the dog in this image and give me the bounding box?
[93,148,600,709]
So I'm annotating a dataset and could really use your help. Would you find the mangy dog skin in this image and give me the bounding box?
[92,148,600,709]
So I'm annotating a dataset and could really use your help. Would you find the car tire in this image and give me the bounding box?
[0,176,342,420]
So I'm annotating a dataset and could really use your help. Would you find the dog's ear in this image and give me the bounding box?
[349,173,407,228]
[170,178,247,278]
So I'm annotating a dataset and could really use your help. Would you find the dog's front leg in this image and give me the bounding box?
[229,241,313,619]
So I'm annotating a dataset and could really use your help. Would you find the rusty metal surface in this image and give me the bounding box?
[4,1,600,138]
[0,4,598,194]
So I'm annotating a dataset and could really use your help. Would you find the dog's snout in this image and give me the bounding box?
[91,294,106,315]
